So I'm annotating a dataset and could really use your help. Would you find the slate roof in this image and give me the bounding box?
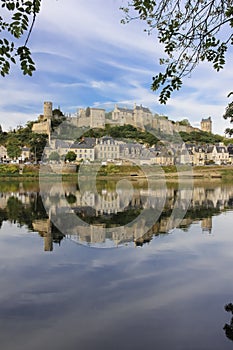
[216,146,228,153]
[54,140,70,149]
[70,137,96,149]
[134,105,151,113]
[201,117,212,122]
[116,107,133,113]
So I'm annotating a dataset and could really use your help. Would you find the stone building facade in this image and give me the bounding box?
[111,104,153,130]
[77,108,105,128]
[69,138,96,162]
[95,136,120,160]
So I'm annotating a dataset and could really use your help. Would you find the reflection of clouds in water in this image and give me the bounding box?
[1,212,233,350]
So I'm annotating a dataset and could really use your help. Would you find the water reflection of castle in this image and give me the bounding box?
[201,217,212,234]
[41,183,233,246]
[1,184,233,249]
[0,189,63,252]
[32,219,53,252]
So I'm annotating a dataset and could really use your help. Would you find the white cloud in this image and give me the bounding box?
[0,0,232,135]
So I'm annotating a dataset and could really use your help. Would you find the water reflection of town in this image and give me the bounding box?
[0,183,63,252]
[1,182,233,250]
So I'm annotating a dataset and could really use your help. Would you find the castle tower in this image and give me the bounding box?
[201,117,212,133]
[44,219,53,252]
[44,101,53,120]
[44,102,52,145]
[201,217,212,234]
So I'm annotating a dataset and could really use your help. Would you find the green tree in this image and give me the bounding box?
[178,119,191,126]
[0,0,41,76]
[121,1,233,103]
[52,108,64,117]
[51,114,66,130]
[49,151,60,162]
[223,92,233,135]
[65,151,77,162]
[0,131,7,145]
[29,133,47,161]
[179,130,223,144]
[6,137,21,159]
[16,122,34,145]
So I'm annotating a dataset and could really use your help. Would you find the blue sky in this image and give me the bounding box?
[0,0,232,135]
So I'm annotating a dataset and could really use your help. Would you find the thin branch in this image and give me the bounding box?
[24,0,37,47]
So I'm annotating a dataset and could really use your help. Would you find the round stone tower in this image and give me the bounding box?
[44,101,53,120]
[44,101,52,145]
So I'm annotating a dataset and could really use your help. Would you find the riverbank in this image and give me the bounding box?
[0,164,232,181]
[95,164,233,182]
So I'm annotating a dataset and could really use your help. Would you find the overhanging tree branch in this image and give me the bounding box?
[24,0,37,47]
[121,0,233,103]
[0,0,41,76]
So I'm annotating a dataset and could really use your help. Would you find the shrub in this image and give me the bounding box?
[0,164,19,174]
[22,165,39,175]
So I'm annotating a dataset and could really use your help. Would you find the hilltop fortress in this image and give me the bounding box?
[32,101,212,138]
[76,103,206,134]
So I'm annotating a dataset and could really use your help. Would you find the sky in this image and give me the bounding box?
[0,0,232,135]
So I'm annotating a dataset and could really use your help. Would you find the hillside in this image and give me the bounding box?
[82,124,225,145]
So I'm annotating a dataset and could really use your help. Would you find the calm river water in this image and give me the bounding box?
[1,179,233,350]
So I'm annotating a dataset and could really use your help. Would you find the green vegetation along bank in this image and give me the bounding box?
[0,164,233,182]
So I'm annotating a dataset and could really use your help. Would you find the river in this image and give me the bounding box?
[0,179,233,349]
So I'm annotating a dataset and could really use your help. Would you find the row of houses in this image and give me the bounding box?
[1,135,232,166]
[181,144,231,166]
[46,137,233,166]
[0,145,31,163]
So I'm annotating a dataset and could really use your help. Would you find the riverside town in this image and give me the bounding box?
[2,1,233,349]
[0,101,233,170]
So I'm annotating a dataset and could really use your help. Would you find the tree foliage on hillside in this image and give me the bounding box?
[83,123,226,145]
[29,133,47,160]
[6,136,21,159]
[52,108,64,117]
[0,0,41,76]
[121,0,233,103]
[51,110,66,131]
[177,119,190,126]
[83,124,159,146]
[0,122,48,161]
[179,130,223,144]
